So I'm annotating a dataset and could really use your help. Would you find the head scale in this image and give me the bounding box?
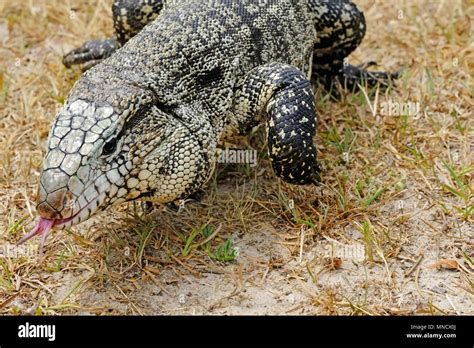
[35,75,216,231]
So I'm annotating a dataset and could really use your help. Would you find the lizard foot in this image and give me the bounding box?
[320,62,402,99]
[63,39,118,70]
[341,62,402,89]
[165,190,205,213]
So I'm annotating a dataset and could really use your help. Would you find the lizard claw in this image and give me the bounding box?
[356,61,378,70]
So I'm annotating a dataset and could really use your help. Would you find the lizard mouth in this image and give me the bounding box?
[17,193,106,254]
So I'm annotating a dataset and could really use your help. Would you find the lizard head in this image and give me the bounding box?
[18,80,216,251]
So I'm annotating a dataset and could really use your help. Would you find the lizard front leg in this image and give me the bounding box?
[63,0,164,69]
[309,0,399,95]
[234,63,321,185]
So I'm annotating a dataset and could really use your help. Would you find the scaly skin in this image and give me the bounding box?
[20,0,399,251]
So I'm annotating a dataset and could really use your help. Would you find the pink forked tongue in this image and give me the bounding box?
[17,218,55,254]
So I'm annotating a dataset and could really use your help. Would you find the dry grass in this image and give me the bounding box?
[0,0,472,315]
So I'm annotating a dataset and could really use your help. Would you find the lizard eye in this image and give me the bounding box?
[102,138,117,156]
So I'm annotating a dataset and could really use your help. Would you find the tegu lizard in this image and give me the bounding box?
[19,0,398,252]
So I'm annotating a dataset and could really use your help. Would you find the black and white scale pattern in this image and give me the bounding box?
[38,0,397,228]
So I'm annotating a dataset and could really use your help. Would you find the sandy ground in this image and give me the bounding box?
[0,0,472,315]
